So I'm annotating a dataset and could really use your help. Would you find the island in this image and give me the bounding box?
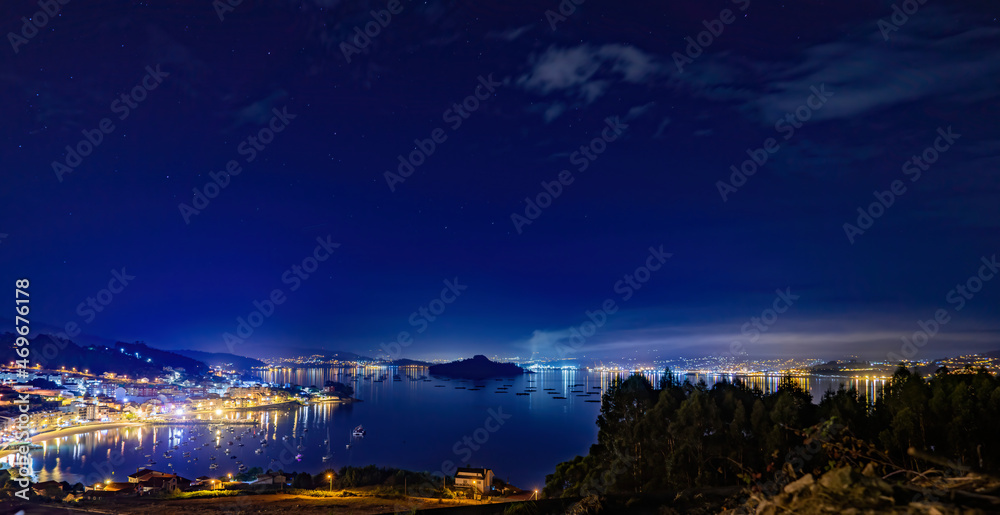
[428,355,528,379]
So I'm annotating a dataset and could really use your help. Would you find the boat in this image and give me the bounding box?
[134,445,142,451]
[209,463,218,469]
[295,454,302,461]
[255,449,262,455]
[352,425,366,437]
[322,428,333,462]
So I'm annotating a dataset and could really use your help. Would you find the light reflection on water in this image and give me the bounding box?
[8,367,882,488]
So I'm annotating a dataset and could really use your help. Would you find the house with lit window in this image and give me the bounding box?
[454,467,493,495]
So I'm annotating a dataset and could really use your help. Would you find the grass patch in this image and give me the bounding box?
[168,490,242,500]
[284,488,349,497]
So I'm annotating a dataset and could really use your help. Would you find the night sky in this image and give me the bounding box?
[1,0,998,361]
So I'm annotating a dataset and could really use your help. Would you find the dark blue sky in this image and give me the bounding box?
[2,0,998,361]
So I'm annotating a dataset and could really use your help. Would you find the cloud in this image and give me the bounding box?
[523,328,573,354]
[625,101,655,120]
[519,309,1000,361]
[544,103,567,123]
[670,9,1000,124]
[517,44,663,104]
[652,117,671,139]
[228,89,290,130]
[487,24,533,42]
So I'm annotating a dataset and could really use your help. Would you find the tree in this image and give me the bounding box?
[291,472,313,489]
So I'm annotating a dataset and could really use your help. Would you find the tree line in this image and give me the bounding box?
[544,366,1000,498]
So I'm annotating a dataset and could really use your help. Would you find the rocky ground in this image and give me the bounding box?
[744,464,1000,515]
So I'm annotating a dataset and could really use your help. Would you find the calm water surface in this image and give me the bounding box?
[9,367,883,489]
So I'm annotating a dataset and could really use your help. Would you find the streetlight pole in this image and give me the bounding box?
[327,473,332,492]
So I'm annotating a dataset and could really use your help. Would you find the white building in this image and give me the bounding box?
[454,467,493,495]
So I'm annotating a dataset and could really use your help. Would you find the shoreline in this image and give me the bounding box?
[0,421,146,458]
[31,421,147,443]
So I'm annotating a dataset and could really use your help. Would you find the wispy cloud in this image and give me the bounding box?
[517,44,663,104]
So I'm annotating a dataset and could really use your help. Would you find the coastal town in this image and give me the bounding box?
[0,362,351,446]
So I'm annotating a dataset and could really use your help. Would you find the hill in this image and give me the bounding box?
[0,333,208,377]
[428,355,527,379]
[174,349,265,372]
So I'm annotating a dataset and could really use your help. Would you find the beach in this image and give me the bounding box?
[0,422,146,459]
